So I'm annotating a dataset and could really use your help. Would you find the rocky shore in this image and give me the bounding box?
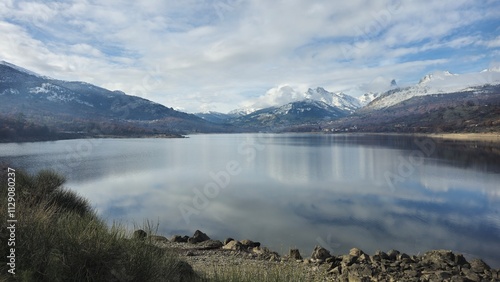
[136,229,500,281]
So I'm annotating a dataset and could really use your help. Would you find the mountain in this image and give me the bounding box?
[0,61,231,136]
[228,86,360,116]
[323,84,500,133]
[305,87,360,113]
[365,69,500,110]
[358,92,380,106]
[194,111,236,124]
[230,99,350,129]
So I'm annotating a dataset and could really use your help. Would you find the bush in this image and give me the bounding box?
[0,170,196,281]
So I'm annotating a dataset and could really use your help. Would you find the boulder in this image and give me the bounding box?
[222,240,243,251]
[240,239,260,248]
[197,240,223,250]
[289,249,303,260]
[311,245,332,261]
[171,235,189,243]
[223,238,234,245]
[133,229,147,240]
[387,249,400,261]
[372,250,389,261]
[349,247,365,258]
[188,230,210,244]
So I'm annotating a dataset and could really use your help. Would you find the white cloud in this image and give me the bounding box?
[0,0,498,112]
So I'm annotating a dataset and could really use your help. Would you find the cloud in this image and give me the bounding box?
[0,0,499,112]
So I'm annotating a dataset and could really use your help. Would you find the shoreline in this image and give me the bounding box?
[340,132,500,143]
[145,229,500,281]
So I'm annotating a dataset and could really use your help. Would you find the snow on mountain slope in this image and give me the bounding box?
[305,87,360,113]
[366,69,500,110]
[359,92,380,106]
[232,85,360,115]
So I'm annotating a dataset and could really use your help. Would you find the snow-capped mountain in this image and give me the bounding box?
[358,92,380,106]
[305,87,360,113]
[366,69,500,110]
[230,85,360,115]
[230,99,350,128]
[194,111,237,123]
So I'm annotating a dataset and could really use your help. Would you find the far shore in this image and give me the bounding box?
[348,132,500,143]
[418,132,500,143]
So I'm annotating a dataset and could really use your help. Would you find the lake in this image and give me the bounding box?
[1,133,500,267]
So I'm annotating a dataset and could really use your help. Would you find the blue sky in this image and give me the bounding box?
[0,0,499,113]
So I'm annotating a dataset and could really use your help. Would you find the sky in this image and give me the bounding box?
[0,0,499,113]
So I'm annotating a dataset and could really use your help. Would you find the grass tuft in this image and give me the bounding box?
[0,170,196,282]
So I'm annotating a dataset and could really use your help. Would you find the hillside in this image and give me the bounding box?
[320,85,500,133]
[0,61,235,140]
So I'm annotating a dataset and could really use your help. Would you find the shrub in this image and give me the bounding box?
[0,170,196,281]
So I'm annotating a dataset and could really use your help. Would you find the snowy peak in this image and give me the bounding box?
[305,87,360,113]
[359,92,380,106]
[418,71,456,84]
[481,66,500,73]
[232,85,360,116]
[366,69,500,110]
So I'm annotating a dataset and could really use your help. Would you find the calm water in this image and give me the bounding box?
[1,134,500,267]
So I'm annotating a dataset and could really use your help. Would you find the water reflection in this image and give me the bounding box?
[0,133,499,267]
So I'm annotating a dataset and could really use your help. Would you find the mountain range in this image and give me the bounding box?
[0,61,239,140]
[1,60,499,141]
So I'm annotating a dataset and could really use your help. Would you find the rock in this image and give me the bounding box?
[252,246,267,255]
[268,253,280,262]
[197,240,223,250]
[188,230,210,244]
[347,264,373,282]
[422,249,455,265]
[349,247,365,258]
[403,269,419,278]
[240,239,260,248]
[435,271,452,280]
[325,256,337,264]
[133,229,147,240]
[341,254,356,267]
[387,249,400,261]
[398,253,411,261]
[462,268,481,281]
[372,250,389,261]
[493,269,499,279]
[454,254,468,266]
[469,258,490,273]
[311,245,332,261]
[222,240,243,251]
[289,248,303,260]
[171,235,189,243]
[358,253,370,263]
[328,266,342,275]
[223,237,234,245]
